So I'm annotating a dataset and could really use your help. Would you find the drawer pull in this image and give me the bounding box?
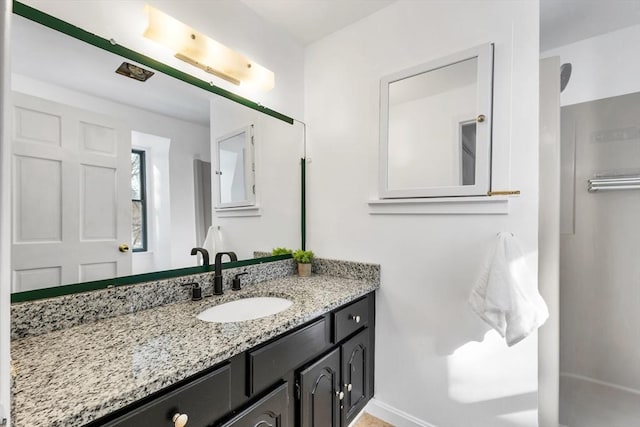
[336,390,345,400]
[172,413,189,427]
[345,383,353,392]
[350,315,361,324]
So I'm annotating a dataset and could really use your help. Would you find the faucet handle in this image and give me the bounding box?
[232,272,248,291]
[182,282,202,301]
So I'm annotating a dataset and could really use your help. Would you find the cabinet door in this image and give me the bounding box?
[218,382,289,427]
[341,328,370,425]
[299,348,341,427]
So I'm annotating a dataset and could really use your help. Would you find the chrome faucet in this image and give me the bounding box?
[213,251,237,295]
[190,247,210,266]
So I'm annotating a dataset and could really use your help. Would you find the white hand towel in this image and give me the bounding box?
[202,225,217,256]
[468,232,549,346]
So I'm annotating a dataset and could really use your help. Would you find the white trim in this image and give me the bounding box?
[363,399,437,427]
[215,205,261,218]
[0,1,11,424]
[560,372,640,396]
[368,196,510,215]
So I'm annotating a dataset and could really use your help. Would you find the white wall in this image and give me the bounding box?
[304,1,540,426]
[541,24,640,107]
[210,97,303,259]
[20,0,305,119]
[12,74,210,271]
[388,84,475,189]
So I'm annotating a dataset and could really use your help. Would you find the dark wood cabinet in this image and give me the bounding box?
[298,295,374,427]
[218,382,289,427]
[341,329,371,425]
[101,363,231,427]
[91,292,374,427]
[299,348,341,427]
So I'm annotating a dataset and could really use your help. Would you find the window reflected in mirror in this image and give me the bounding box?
[131,150,147,252]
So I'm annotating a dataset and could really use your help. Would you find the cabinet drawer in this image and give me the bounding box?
[333,297,369,343]
[217,382,289,427]
[249,318,328,395]
[102,363,231,427]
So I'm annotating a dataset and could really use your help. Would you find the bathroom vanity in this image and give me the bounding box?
[98,294,374,427]
[11,268,378,427]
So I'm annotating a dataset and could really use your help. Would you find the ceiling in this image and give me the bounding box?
[12,14,213,126]
[540,0,640,51]
[240,0,396,46]
[16,0,640,124]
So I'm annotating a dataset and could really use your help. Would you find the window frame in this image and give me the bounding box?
[131,149,148,252]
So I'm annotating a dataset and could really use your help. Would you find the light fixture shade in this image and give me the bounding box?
[143,5,275,91]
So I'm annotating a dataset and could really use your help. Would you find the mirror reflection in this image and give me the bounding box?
[216,126,255,208]
[388,58,478,189]
[10,15,302,294]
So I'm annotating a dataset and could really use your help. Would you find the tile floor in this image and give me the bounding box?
[560,374,640,427]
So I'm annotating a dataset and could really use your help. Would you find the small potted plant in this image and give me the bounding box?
[271,247,293,256]
[293,249,314,277]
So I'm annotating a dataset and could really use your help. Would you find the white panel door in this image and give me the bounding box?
[11,93,131,292]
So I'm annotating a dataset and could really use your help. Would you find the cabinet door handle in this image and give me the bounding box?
[172,413,188,427]
[350,315,361,323]
[345,383,352,392]
[336,390,344,400]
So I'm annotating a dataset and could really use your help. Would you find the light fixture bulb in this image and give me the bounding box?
[143,5,274,91]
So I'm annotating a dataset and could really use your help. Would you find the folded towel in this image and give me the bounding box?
[468,232,549,346]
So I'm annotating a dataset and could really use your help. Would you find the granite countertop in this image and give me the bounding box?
[11,274,378,427]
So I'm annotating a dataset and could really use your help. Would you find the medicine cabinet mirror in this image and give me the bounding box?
[216,126,256,208]
[379,43,494,198]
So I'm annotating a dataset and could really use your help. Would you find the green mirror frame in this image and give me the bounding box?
[10,1,306,303]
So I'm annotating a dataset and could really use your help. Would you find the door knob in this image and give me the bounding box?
[172,413,188,427]
[118,244,130,253]
[476,114,486,123]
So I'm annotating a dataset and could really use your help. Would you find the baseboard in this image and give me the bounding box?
[362,398,437,427]
[560,372,640,396]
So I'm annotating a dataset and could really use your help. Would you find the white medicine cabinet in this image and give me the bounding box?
[379,43,494,199]
[215,125,256,208]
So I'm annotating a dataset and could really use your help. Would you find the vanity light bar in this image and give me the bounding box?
[588,175,640,192]
[143,5,275,91]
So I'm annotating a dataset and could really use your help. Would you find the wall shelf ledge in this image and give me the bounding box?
[215,205,261,218]
[367,196,510,215]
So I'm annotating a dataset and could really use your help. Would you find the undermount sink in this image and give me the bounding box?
[197,297,293,323]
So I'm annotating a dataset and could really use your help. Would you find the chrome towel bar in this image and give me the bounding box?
[588,175,640,192]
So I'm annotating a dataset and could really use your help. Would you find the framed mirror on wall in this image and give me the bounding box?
[10,3,304,302]
[379,43,494,198]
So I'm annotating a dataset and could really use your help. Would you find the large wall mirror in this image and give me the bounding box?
[10,8,303,300]
[379,43,494,198]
